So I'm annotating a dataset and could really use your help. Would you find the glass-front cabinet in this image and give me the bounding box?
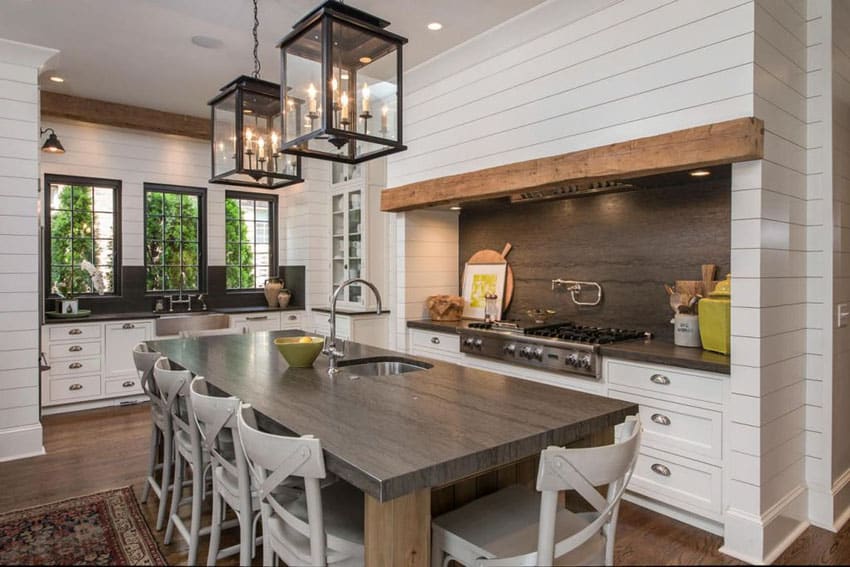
[331,181,364,306]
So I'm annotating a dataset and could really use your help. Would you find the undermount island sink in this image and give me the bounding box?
[337,356,433,377]
[155,312,230,337]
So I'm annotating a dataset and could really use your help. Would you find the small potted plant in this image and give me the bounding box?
[53,260,105,315]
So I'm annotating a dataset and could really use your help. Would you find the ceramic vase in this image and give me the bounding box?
[277,289,292,309]
[264,278,283,308]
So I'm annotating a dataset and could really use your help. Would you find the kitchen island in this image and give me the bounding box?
[148,330,637,566]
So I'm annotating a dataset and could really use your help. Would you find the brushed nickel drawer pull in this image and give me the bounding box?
[69,362,83,369]
[651,463,671,477]
[122,323,136,329]
[431,337,441,345]
[122,380,135,388]
[287,315,297,321]
[68,328,82,335]
[246,316,268,321]
[68,345,83,352]
[651,413,671,426]
[69,383,83,391]
[650,374,670,385]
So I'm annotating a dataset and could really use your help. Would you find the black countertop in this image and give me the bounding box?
[148,330,636,502]
[43,305,306,325]
[406,319,731,375]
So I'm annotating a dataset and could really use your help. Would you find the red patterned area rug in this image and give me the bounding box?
[0,486,166,566]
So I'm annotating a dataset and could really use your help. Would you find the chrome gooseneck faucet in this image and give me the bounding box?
[324,278,382,375]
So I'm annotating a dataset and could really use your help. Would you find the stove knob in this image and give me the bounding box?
[503,344,516,356]
[463,337,475,347]
[579,354,592,369]
[533,348,544,361]
[519,346,532,359]
[473,338,483,349]
[567,353,579,367]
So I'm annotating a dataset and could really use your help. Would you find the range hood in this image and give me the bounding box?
[509,180,636,204]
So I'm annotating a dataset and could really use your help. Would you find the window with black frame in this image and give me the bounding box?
[225,191,277,290]
[45,175,121,296]
[144,184,205,293]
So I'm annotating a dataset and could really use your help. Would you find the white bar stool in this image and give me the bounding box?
[236,403,365,567]
[431,415,641,567]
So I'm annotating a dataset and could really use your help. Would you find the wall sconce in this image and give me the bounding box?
[40,128,65,154]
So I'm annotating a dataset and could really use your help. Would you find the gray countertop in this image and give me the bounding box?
[148,330,636,502]
[43,305,306,325]
[406,319,731,375]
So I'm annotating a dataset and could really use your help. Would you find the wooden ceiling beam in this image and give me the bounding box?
[380,117,764,212]
[41,91,210,140]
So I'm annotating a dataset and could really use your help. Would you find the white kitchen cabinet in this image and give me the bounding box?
[231,312,282,332]
[312,311,388,348]
[408,328,460,362]
[41,319,152,412]
[280,310,306,330]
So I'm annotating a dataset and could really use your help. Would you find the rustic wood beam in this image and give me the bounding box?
[380,117,764,212]
[41,91,210,140]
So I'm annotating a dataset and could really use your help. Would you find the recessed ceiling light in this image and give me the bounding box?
[449,205,461,211]
[427,22,443,31]
[689,169,711,177]
[49,76,64,83]
[191,35,224,49]
[358,56,372,64]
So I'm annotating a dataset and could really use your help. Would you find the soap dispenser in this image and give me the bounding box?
[698,274,731,354]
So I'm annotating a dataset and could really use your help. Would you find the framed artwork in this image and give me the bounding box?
[461,262,507,320]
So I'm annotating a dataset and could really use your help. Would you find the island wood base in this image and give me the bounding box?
[363,425,615,566]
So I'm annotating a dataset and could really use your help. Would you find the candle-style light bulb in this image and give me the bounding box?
[381,104,389,132]
[361,82,370,113]
[340,91,349,116]
[271,131,278,154]
[257,136,265,159]
[245,128,253,151]
[307,83,317,113]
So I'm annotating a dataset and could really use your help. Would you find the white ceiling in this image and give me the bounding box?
[0,0,544,117]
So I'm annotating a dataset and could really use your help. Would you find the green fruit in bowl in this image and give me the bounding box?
[274,337,324,368]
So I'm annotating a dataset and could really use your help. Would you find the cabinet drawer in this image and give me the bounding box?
[606,360,722,405]
[233,313,281,332]
[410,329,459,355]
[48,324,102,342]
[50,357,101,377]
[280,311,305,328]
[628,447,722,518]
[610,390,722,461]
[49,340,101,360]
[105,377,144,396]
[49,375,102,403]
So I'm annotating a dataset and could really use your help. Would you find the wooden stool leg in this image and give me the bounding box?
[364,488,431,567]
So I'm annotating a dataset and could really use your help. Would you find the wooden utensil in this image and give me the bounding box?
[675,280,704,298]
[701,264,718,296]
[467,242,514,309]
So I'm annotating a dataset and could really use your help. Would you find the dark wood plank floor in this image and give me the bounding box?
[0,403,847,565]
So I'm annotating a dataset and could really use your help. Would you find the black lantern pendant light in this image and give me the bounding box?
[277,0,408,164]
[40,128,65,153]
[208,0,303,189]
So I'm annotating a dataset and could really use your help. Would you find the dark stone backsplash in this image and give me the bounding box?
[459,180,731,340]
[48,265,306,315]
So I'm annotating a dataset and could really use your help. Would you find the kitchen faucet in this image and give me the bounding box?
[324,278,382,375]
[168,271,192,312]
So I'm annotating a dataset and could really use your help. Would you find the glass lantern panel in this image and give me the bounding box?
[330,20,399,141]
[241,89,281,175]
[212,91,237,177]
[282,20,323,145]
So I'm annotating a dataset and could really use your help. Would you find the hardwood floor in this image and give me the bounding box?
[1,403,848,566]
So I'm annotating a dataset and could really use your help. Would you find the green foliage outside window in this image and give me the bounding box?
[48,181,116,296]
[145,188,202,292]
[225,194,274,290]
[225,197,256,289]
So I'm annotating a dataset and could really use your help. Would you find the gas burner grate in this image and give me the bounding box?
[524,323,648,345]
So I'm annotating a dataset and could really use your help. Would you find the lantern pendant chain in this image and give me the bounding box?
[251,0,261,79]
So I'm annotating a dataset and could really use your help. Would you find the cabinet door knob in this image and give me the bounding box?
[650,463,671,477]
[122,323,136,329]
[69,345,83,352]
[122,380,135,388]
[69,362,83,369]
[69,383,83,391]
[68,328,82,335]
[431,337,441,345]
[650,374,670,385]
[651,413,671,426]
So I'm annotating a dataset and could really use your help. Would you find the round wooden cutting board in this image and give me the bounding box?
[466,242,514,309]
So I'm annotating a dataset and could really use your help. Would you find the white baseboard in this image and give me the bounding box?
[0,423,44,462]
[623,491,724,536]
[41,395,147,415]
[810,467,850,532]
[721,485,809,564]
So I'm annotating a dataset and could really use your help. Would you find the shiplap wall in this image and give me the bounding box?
[0,39,56,461]
[830,0,850,514]
[726,1,811,560]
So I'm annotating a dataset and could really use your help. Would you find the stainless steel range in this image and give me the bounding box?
[459,321,650,380]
